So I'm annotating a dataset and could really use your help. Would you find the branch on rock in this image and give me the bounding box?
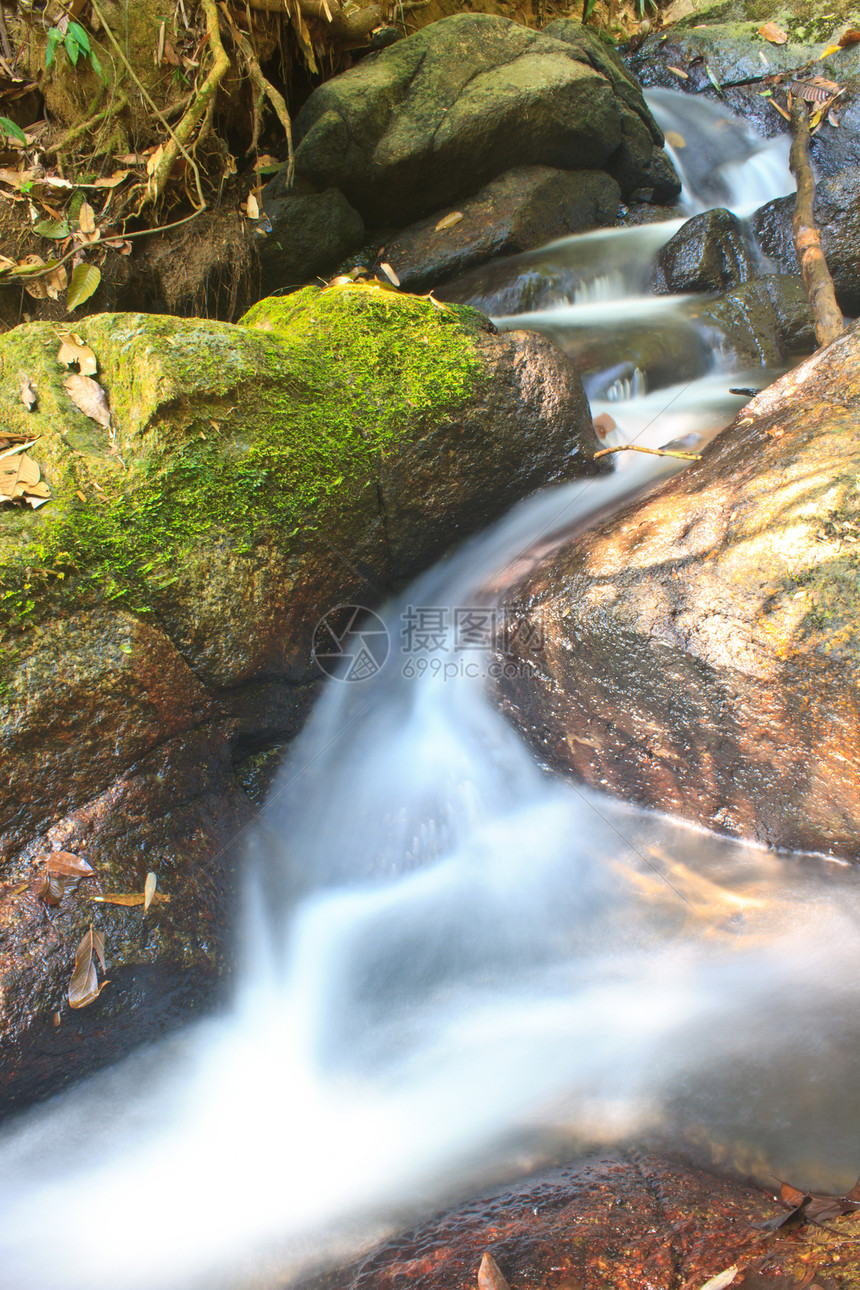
[594,445,702,461]
[790,99,844,348]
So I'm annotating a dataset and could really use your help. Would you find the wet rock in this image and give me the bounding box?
[495,319,860,859]
[690,274,815,367]
[0,290,601,1109]
[258,183,365,293]
[651,208,754,294]
[376,167,621,293]
[299,1152,851,1290]
[754,169,860,317]
[292,14,679,226]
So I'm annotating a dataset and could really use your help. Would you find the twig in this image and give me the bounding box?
[789,99,844,347]
[88,0,207,210]
[0,5,12,62]
[594,444,702,461]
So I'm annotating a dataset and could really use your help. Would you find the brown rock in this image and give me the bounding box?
[496,319,860,858]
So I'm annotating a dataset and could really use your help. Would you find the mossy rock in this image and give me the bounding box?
[0,283,599,1109]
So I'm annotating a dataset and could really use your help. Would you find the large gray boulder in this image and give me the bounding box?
[377,167,621,292]
[292,14,679,226]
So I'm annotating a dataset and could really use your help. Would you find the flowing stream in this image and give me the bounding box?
[3,93,860,1290]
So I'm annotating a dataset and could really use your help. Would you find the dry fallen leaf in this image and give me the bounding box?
[143,871,157,913]
[57,332,98,375]
[68,924,108,1009]
[43,261,68,300]
[668,64,689,78]
[19,253,49,299]
[19,377,37,410]
[378,261,400,286]
[91,891,170,907]
[699,1268,738,1290]
[245,192,260,219]
[78,201,96,234]
[592,412,617,440]
[478,1253,511,1290]
[48,852,95,879]
[435,210,464,231]
[64,372,111,427]
[759,22,788,43]
[839,28,860,46]
[665,130,686,148]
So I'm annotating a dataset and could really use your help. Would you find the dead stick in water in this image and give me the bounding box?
[790,100,844,347]
[594,445,702,461]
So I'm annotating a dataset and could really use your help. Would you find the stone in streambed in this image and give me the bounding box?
[495,319,860,858]
[291,13,679,227]
[0,286,601,1108]
[651,208,754,295]
[690,274,815,367]
[377,167,621,293]
[257,181,365,294]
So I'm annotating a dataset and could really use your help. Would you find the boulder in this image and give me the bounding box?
[651,208,754,294]
[495,319,860,859]
[258,182,365,293]
[0,288,601,1109]
[689,274,815,367]
[754,169,860,316]
[377,167,621,292]
[292,14,679,226]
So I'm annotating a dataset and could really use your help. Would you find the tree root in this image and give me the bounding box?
[247,0,385,47]
[44,86,129,160]
[790,99,844,348]
[144,0,230,206]
[221,4,294,183]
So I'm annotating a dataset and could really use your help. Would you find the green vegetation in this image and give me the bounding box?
[0,285,486,658]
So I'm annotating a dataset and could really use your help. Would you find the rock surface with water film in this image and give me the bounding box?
[290,14,679,229]
[300,1152,860,1290]
[496,319,860,859]
[0,287,601,1111]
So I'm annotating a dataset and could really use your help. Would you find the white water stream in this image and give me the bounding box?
[2,94,858,1290]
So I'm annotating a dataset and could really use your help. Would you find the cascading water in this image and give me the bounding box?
[2,92,858,1290]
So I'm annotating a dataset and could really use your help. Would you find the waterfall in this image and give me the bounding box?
[1,92,855,1290]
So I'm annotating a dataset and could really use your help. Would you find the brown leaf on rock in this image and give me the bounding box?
[48,852,95,879]
[68,924,108,1009]
[56,332,98,375]
[478,1253,512,1290]
[839,28,860,46]
[64,372,111,427]
[0,446,49,505]
[19,377,37,410]
[668,65,689,78]
[759,22,788,43]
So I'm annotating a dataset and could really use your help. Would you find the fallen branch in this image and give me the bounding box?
[790,99,844,347]
[594,444,702,461]
[247,0,383,45]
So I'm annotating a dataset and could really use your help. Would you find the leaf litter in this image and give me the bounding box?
[68,923,109,1009]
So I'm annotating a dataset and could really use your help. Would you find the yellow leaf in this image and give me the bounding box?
[435,211,464,231]
[245,192,260,219]
[66,262,102,312]
[378,261,400,286]
[665,130,686,148]
[667,65,689,78]
[91,891,170,907]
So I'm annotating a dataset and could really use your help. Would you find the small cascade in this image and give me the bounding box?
[0,87,843,1290]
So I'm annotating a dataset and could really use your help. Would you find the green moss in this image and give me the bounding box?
[0,286,486,659]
